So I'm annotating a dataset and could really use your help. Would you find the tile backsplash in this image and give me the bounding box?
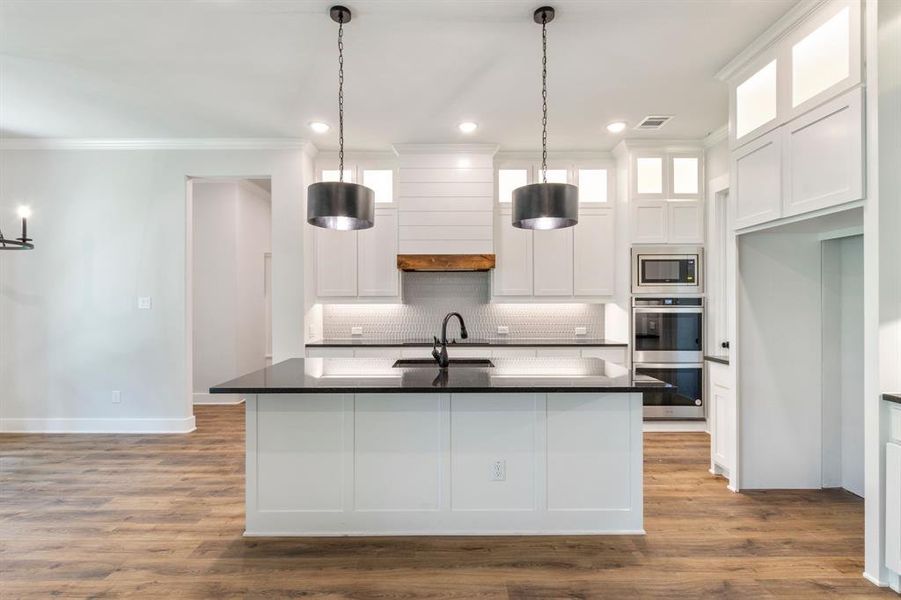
[321,272,606,340]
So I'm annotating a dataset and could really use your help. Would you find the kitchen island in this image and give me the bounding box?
[211,357,667,537]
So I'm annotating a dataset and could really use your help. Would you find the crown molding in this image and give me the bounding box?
[715,0,826,82]
[0,138,315,151]
[315,150,397,162]
[495,150,614,161]
[618,138,705,151]
[703,125,729,148]
[391,143,500,156]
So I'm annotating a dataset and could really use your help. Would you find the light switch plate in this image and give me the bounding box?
[137,297,152,310]
[351,326,363,336]
[497,326,510,335]
[574,326,587,336]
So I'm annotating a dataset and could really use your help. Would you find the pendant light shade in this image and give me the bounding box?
[306,5,375,231]
[511,5,578,231]
[512,182,578,230]
[307,181,374,230]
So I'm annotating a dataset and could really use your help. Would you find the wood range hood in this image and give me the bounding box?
[396,254,496,272]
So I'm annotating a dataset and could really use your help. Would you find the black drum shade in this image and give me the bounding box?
[307,181,375,231]
[512,182,578,230]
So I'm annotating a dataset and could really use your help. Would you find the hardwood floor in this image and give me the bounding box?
[0,405,892,599]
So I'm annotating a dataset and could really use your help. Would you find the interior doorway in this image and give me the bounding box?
[189,178,272,404]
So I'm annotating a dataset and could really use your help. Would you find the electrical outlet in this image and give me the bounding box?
[137,296,152,310]
[490,459,506,482]
[497,325,509,335]
[351,326,363,336]
[574,326,587,336]
[111,390,121,404]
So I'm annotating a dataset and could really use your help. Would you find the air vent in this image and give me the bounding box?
[635,115,673,130]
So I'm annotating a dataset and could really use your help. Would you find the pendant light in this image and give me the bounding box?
[512,6,578,230]
[0,206,35,250]
[307,5,375,231]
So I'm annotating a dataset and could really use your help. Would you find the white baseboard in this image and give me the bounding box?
[0,415,196,434]
[643,420,709,432]
[193,392,245,405]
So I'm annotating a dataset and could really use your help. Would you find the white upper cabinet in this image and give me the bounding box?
[315,227,357,297]
[631,151,702,201]
[734,59,779,144]
[574,212,615,297]
[732,130,783,229]
[314,162,401,302]
[782,87,863,218]
[667,201,705,244]
[357,209,399,297]
[493,208,533,297]
[788,2,860,118]
[631,201,668,244]
[533,227,574,297]
[577,168,609,204]
[728,0,861,149]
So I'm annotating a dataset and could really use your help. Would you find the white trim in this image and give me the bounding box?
[391,143,500,155]
[862,571,888,587]
[715,0,827,82]
[735,200,864,236]
[495,150,615,161]
[643,421,709,433]
[244,528,646,537]
[616,139,705,151]
[0,138,315,151]
[0,416,197,434]
[703,125,729,148]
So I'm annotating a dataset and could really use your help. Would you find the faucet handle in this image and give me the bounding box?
[431,336,441,361]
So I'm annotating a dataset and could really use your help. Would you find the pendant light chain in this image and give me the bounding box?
[337,13,345,182]
[541,11,548,184]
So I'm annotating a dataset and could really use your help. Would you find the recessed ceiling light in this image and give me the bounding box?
[606,121,627,134]
[458,121,478,134]
[309,121,330,134]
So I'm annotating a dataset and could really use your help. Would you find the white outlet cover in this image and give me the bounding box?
[497,326,510,335]
[574,326,587,336]
[137,296,152,310]
[111,390,121,403]
[351,326,363,336]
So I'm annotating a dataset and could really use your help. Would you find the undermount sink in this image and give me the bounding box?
[392,359,494,368]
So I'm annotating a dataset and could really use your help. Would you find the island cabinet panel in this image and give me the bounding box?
[547,393,633,511]
[354,394,442,511]
[244,391,643,536]
[255,395,346,511]
[450,394,538,511]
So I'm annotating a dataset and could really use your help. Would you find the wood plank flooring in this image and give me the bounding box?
[0,405,893,599]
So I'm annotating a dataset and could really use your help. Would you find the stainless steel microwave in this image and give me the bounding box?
[631,246,704,295]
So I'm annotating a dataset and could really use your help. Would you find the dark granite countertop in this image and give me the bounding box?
[704,354,730,366]
[210,357,668,395]
[884,393,901,405]
[306,338,628,348]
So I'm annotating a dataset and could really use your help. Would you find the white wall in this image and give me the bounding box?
[192,180,271,404]
[705,136,729,182]
[822,235,864,496]
[0,144,311,432]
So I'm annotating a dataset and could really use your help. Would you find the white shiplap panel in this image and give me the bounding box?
[399,239,494,254]
[399,181,493,198]
[398,154,495,169]
[398,168,494,183]
[400,197,492,212]
[400,226,493,241]
[399,211,492,227]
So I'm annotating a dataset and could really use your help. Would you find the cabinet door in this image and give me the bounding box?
[493,210,533,296]
[732,130,783,229]
[731,58,779,148]
[533,228,573,296]
[357,209,399,297]
[667,201,705,244]
[632,154,666,199]
[782,88,863,218]
[573,212,614,297]
[712,383,731,468]
[631,200,667,243]
[315,228,357,297]
[886,441,901,573]
[669,153,703,200]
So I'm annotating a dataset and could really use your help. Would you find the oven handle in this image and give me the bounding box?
[634,363,705,369]
[632,307,703,314]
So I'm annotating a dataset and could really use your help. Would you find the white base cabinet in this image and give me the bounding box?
[887,404,901,574]
[708,361,734,478]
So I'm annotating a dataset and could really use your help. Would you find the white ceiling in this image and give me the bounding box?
[0,0,796,151]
